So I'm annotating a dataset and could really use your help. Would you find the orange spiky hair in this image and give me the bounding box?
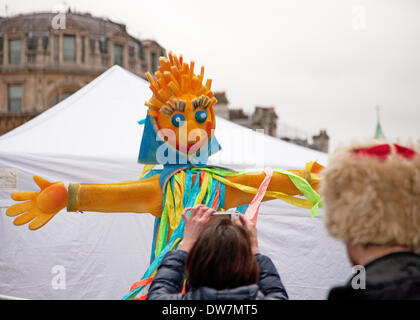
[138,51,222,165]
[144,51,217,117]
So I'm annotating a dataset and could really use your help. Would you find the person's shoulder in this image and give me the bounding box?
[162,249,188,262]
[185,284,260,300]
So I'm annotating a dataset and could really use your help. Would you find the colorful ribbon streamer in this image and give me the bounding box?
[123,164,322,300]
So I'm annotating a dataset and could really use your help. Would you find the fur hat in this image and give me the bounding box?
[320,141,420,253]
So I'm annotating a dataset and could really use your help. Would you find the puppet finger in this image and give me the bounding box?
[6,201,33,217]
[13,210,38,226]
[11,191,38,201]
[29,212,55,230]
[33,175,54,190]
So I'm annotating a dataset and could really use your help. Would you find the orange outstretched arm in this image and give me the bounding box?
[6,175,164,230]
[67,175,163,217]
[223,169,314,210]
[67,168,314,216]
[6,163,322,230]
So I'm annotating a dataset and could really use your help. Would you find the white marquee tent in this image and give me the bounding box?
[0,66,351,300]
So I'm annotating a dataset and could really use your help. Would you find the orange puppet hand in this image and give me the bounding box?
[6,175,68,230]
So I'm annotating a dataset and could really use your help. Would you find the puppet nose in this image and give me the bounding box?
[187,129,208,145]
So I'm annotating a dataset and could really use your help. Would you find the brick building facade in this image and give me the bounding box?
[0,11,165,135]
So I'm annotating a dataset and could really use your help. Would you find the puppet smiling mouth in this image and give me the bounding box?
[176,136,208,154]
[169,129,208,155]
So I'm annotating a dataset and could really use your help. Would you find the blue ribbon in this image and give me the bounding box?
[122,169,226,300]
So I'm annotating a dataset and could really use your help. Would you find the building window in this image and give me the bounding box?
[138,42,144,59]
[89,35,96,53]
[50,95,59,107]
[54,35,59,61]
[61,91,73,100]
[151,52,157,73]
[114,44,123,66]
[42,34,49,50]
[81,36,85,63]
[8,84,23,112]
[0,33,3,65]
[63,35,75,62]
[50,91,74,107]
[9,39,22,64]
[99,37,108,54]
[128,44,135,58]
[27,32,38,50]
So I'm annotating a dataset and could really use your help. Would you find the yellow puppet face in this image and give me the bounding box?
[155,94,216,154]
[145,52,218,156]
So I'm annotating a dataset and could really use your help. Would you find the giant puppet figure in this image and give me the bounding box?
[5,52,323,299]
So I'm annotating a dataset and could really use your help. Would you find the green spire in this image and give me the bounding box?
[375,121,384,139]
[374,106,385,139]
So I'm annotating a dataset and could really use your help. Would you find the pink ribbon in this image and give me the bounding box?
[244,167,274,225]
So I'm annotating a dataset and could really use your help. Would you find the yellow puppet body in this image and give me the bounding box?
[5,52,324,299]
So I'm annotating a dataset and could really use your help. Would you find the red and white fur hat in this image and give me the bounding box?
[320,141,420,253]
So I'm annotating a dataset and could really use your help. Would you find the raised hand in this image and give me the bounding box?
[6,175,68,230]
[177,204,215,252]
[234,214,260,254]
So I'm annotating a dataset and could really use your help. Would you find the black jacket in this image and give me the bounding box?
[328,252,420,300]
[146,250,288,300]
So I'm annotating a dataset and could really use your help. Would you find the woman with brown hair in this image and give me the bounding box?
[146,204,288,300]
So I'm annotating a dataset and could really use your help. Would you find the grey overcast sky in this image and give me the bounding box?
[1,0,419,151]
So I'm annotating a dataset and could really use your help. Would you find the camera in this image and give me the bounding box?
[210,210,240,221]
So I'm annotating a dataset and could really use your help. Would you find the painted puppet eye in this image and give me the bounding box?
[171,113,185,127]
[195,110,208,123]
